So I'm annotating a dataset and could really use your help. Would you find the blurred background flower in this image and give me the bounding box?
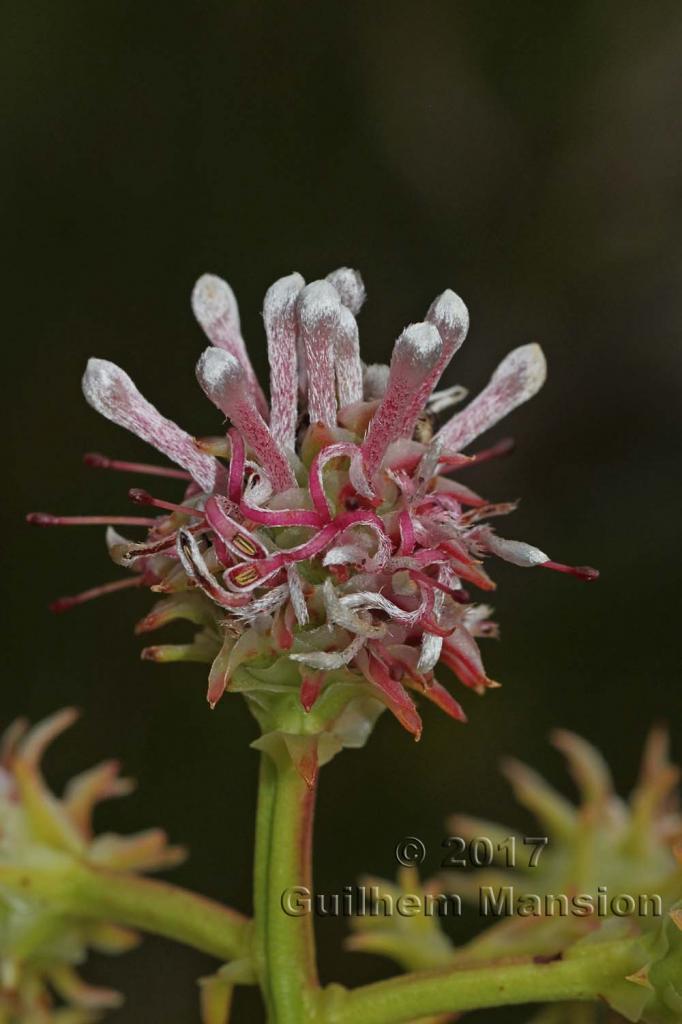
[347,730,681,1002]
[3,2,681,1020]
[0,710,184,1022]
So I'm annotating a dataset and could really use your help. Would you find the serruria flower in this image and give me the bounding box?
[28,268,598,761]
[0,709,184,1022]
[444,728,682,944]
[347,731,682,1024]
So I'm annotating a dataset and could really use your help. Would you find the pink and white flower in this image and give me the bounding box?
[28,269,597,738]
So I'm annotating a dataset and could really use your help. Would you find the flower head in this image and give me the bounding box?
[0,710,184,1021]
[28,269,597,750]
[348,730,682,1024]
[447,728,682,934]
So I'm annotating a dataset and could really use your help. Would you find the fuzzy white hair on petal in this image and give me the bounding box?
[192,273,241,332]
[339,589,429,628]
[82,358,221,493]
[322,579,386,638]
[363,363,390,400]
[290,633,367,670]
[401,290,470,436]
[297,281,340,322]
[427,383,469,415]
[287,565,309,625]
[326,267,366,315]
[192,273,268,417]
[334,304,364,408]
[362,323,442,475]
[477,529,549,567]
[417,568,447,672]
[437,343,547,452]
[417,631,443,673]
[231,585,289,622]
[196,346,242,405]
[396,322,443,372]
[426,289,469,352]
[323,544,367,567]
[196,348,295,491]
[297,280,343,427]
[265,272,305,451]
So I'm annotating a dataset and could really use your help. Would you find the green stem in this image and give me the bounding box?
[0,861,251,963]
[255,753,319,1023]
[254,751,276,1004]
[330,937,642,1024]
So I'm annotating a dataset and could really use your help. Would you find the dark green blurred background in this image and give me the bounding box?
[4,2,682,1020]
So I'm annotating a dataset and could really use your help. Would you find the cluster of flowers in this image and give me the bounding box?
[0,710,183,1021]
[348,728,682,1023]
[29,269,596,738]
